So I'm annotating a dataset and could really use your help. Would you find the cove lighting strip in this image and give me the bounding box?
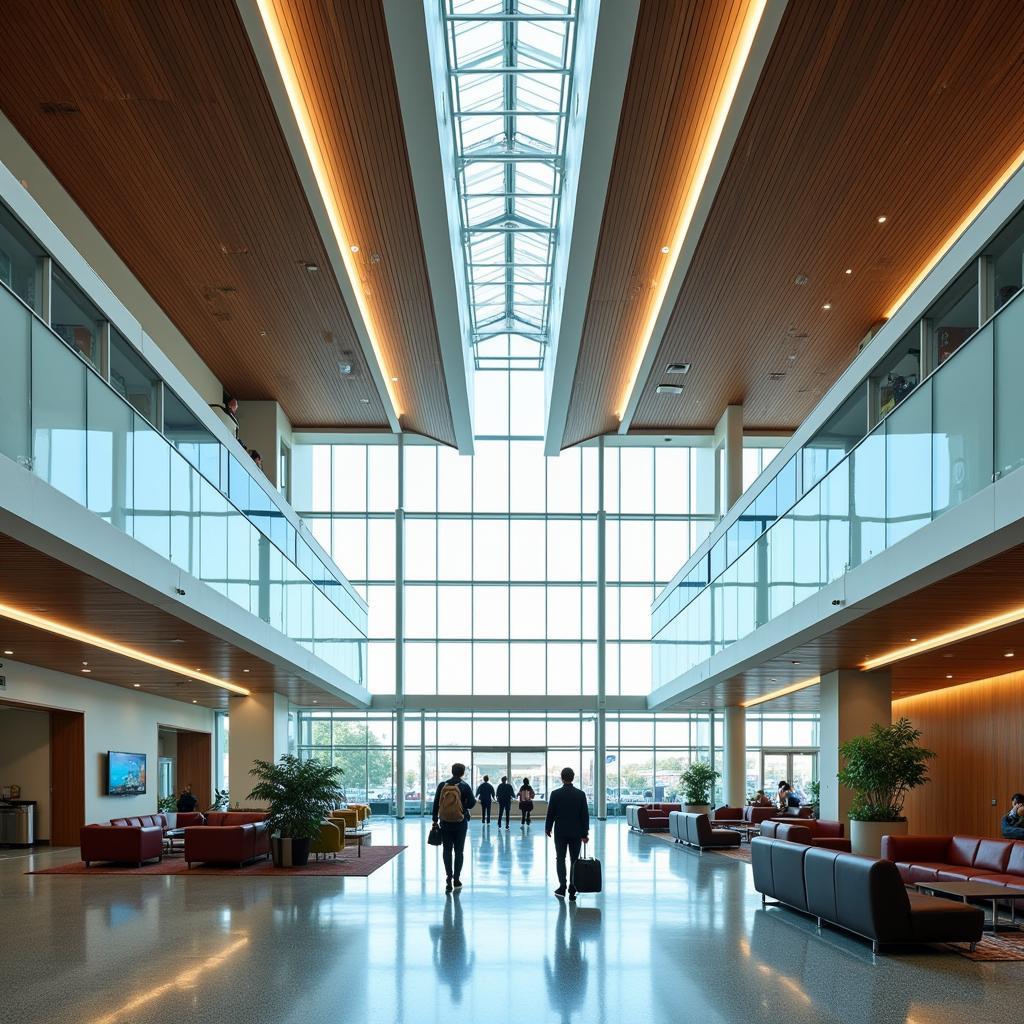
[616,0,767,421]
[884,144,1024,320]
[862,605,1024,672]
[0,601,249,696]
[741,676,820,708]
[254,0,402,420]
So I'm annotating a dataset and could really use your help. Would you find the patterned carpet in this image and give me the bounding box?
[28,845,405,878]
[649,831,752,862]
[946,931,1024,961]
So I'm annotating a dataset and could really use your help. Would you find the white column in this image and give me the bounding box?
[819,668,892,822]
[228,692,290,809]
[595,436,607,819]
[723,705,746,807]
[395,436,406,818]
[714,404,743,516]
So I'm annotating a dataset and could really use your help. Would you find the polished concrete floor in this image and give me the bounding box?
[2,819,1020,1024]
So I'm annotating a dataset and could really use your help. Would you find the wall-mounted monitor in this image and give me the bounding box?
[107,751,147,796]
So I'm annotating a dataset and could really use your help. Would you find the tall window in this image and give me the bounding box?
[293,369,717,696]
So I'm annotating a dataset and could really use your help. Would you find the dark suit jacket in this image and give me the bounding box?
[476,782,496,804]
[545,783,589,839]
[495,783,515,804]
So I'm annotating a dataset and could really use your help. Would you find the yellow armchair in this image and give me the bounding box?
[348,804,371,822]
[331,808,359,830]
[310,820,345,860]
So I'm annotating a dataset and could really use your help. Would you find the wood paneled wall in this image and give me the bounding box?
[894,672,1024,838]
[175,730,212,811]
[49,710,84,846]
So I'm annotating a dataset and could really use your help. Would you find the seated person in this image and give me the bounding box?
[1002,793,1024,839]
[749,790,773,807]
[176,784,198,813]
[776,782,801,813]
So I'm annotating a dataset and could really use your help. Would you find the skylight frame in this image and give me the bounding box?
[441,0,579,370]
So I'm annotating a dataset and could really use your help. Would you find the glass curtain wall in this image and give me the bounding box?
[296,708,819,815]
[293,370,718,696]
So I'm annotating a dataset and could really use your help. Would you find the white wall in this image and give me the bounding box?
[0,659,214,827]
[228,691,290,809]
[0,705,50,839]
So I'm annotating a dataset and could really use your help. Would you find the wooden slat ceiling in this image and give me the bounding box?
[0,0,454,442]
[265,0,455,444]
[0,532,361,710]
[565,0,1024,446]
[664,542,1024,712]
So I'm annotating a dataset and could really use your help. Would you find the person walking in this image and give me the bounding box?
[476,775,495,824]
[517,777,536,828]
[545,767,589,901]
[432,762,476,892]
[496,776,515,829]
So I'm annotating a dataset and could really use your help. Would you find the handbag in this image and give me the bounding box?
[427,824,443,847]
[570,840,602,893]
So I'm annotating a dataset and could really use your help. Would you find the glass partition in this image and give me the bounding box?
[652,287,1023,689]
[0,282,367,683]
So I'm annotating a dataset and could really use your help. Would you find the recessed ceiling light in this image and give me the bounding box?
[791,660,800,665]
[350,244,360,253]
[2,650,11,655]
[338,361,353,377]
[666,363,690,375]
[845,268,853,275]
[660,245,670,254]
[877,215,887,224]
[82,668,91,673]
[822,303,832,311]
[360,398,370,404]
[391,376,399,382]
[82,660,88,666]
[656,384,684,395]
[192,699,198,704]
[313,699,319,704]
[303,262,319,272]
[243,668,250,673]
[1006,652,1015,658]
[945,673,953,679]
[133,683,141,688]
[909,638,918,642]
[794,274,809,286]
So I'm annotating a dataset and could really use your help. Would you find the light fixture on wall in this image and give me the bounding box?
[0,602,249,696]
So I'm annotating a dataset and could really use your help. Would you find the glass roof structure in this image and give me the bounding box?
[440,0,579,370]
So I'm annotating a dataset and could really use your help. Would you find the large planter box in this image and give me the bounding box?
[850,818,908,857]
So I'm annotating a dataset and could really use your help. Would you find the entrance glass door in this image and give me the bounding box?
[761,751,818,805]
[471,748,548,813]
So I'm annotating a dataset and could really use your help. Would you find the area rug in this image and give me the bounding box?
[945,931,1024,961]
[649,832,752,862]
[28,845,405,878]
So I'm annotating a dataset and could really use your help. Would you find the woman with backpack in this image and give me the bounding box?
[431,762,476,892]
[517,777,536,828]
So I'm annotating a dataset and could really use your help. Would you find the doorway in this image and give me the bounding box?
[471,748,547,798]
[761,750,818,804]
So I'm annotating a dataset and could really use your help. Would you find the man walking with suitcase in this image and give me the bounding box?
[545,767,589,901]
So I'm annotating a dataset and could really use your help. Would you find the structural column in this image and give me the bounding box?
[228,692,290,809]
[714,404,743,516]
[395,435,406,819]
[595,436,607,820]
[819,668,892,822]
[723,705,746,807]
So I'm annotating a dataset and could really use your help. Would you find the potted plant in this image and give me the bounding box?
[807,780,820,820]
[157,794,178,815]
[247,755,345,867]
[838,718,935,857]
[680,761,719,815]
[209,788,229,811]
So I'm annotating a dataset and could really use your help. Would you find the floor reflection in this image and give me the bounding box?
[545,903,601,1024]
[429,893,474,1004]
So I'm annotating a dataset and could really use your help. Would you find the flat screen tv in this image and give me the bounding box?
[107,751,147,796]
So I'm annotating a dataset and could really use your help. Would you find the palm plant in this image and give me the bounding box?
[838,718,934,821]
[247,755,345,840]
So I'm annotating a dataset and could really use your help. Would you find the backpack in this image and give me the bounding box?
[438,782,465,823]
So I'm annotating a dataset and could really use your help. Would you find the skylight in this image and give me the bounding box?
[440,0,579,370]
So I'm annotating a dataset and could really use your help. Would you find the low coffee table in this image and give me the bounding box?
[163,828,186,855]
[914,879,1024,933]
[714,822,760,843]
[346,829,372,858]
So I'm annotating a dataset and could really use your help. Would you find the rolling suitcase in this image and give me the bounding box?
[570,841,602,893]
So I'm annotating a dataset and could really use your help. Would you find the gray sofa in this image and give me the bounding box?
[668,811,742,850]
[751,836,984,954]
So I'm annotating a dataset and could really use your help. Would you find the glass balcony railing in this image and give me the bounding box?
[651,286,1024,689]
[0,282,367,684]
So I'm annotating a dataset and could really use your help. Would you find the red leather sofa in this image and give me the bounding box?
[883,834,1024,888]
[626,804,681,832]
[714,805,810,825]
[184,812,270,868]
[81,823,164,867]
[760,819,851,852]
